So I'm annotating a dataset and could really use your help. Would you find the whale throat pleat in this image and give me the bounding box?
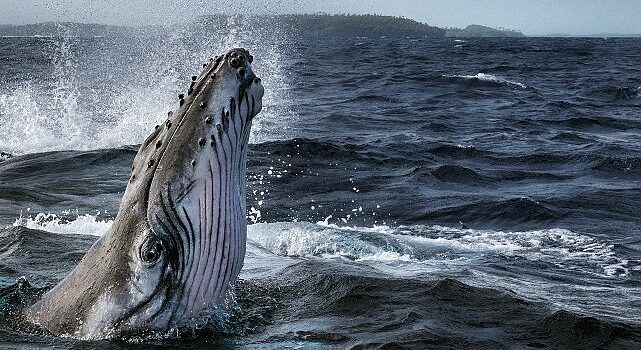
[149,128,246,324]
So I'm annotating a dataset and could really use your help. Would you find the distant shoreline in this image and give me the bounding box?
[0,14,638,38]
[0,14,523,38]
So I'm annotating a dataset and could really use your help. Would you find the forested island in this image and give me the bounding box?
[0,14,522,38]
[445,24,524,37]
[262,14,446,38]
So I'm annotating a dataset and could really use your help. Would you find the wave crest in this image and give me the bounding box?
[442,73,528,89]
[12,212,112,236]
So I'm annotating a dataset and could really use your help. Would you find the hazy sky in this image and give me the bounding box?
[1,0,640,35]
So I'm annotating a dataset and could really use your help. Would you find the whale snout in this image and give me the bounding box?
[196,48,264,123]
[227,49,251,74]
[225,49,264,101]
[212,48,259,85]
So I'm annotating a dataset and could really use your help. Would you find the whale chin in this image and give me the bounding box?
[24,48,264,339]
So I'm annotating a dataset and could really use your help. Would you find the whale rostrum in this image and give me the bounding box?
[24,48,264,339]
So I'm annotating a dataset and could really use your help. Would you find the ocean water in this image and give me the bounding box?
[1,21,640,349]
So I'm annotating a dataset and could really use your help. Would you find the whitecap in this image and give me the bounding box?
[11,213,628,278]
[12,212,112,236]
[443,72,528,89]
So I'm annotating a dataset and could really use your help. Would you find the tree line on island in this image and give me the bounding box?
[264,14,524,38]
[0,14,525,38]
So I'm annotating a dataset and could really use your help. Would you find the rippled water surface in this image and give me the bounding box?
[0,24,640,349]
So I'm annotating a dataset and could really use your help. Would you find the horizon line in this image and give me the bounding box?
[1,15,640,38]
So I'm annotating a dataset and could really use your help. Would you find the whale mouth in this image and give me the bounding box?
[24,48,264,339]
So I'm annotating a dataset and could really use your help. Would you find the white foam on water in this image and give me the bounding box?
[13,212,112,236]
[248,221,631,278]
[355,250,414,262]
[11,212,638,323]
[443,72,528,89]
[10,212,630,279]
[248,221,413,262]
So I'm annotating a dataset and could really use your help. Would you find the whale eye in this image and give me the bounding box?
[140,237,163,265]
[145,250,158,262]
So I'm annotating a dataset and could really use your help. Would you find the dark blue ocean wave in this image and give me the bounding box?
[0,32,640,348]
[541,115,641,131]
[3,228,639,348]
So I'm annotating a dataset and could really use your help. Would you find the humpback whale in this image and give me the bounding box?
[24,48,264,339]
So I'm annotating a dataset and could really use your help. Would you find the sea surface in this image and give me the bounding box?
[0,21,640,349]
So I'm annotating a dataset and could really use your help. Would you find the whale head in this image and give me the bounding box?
[25,48,264,338]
